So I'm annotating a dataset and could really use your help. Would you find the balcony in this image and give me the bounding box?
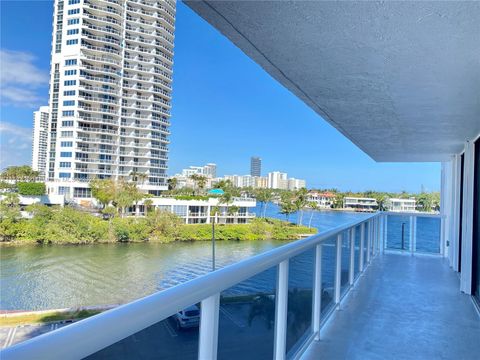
[4,213,478,359]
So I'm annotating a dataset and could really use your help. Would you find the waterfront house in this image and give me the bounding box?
[3,1,479,360]
[385,198,417,213]
[307,191,335,209]
[343,197,378,212]
[130,196,257,224]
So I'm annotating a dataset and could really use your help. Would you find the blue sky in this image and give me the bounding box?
[0,1,440,192]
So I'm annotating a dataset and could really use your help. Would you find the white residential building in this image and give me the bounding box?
[180,163,217,178]
[386,198,416,212]
[131,196,257,224]
[32,106,50,177]
[308,191,335,209]
[45,0,176,198]
[343,197,378,211]
[288,178,306,190]
[267,171,288,189]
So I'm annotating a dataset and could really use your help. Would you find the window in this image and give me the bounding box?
[59,162,71,168]
[73,187,91,198]
[58,186,70,195]
[68,18,79,25]
[68,0,80,5]
[59,172,71,179]
[65,70,77,76]
[63,100,75,106]
[65,59,77,66]
[60,152,72,157]
[61,141,73,147]
[61,131,74,137]
[64,80,76,86]
[62,110,74,116]
[67,29,79,35]
[66,39,78,45]
[62,121,74,127]
[64,90,76,96]
[67,8,80,15]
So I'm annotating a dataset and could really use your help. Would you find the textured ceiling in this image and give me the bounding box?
[184,1,480,162]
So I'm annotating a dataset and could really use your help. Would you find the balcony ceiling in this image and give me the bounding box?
[184,1,480,161]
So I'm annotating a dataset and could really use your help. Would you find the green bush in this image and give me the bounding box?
[17,182,46,196]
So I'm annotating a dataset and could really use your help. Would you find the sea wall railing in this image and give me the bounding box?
[1,212,441,360]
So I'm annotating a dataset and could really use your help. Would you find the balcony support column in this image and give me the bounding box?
[366,221,371,264]
[312,244,323,341]
[349,227,355,286]
[274,260,289,360]
[198,293,220,360]
[359,223,365,272]
[334,233,342,305]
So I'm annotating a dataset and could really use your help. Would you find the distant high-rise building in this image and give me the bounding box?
[250,156,261,177]
[204,163,217,178]
[268,171,288,189]
[180,163,216,178]
[45,0,177,197]
[32,106,50,178]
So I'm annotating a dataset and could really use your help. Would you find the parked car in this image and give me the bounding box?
[173,305,200,329]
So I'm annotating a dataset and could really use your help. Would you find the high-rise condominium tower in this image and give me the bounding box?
[32,106,50,177]
[46,0,176,198]
[250,156,261,177]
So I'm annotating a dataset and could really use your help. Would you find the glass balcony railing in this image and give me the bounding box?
[384,212,442,254]
[3,212,441,359]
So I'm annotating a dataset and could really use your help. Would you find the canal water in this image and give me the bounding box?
[0,206,439,311]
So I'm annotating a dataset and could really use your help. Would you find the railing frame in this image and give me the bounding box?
[4,212,443,360]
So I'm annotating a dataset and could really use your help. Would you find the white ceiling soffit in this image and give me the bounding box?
[184,1,480,162]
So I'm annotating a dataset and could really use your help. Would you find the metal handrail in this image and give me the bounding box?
[2,213,381,360]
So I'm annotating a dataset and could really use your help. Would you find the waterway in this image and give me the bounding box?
[0,206,439,311]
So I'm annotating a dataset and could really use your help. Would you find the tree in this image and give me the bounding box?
[90,179,116,209]
[294,188,308,225]
[279,192,296,222]
[0,166,39,182]
[167,177,178,191]
[189,174,204,195]
[0,193,21,221]
[114,181,144,217]
[17,182,46,196]
[196,175,208,194]
[255,189,274,218]
[307,201,318,228]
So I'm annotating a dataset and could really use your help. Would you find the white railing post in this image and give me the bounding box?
[366,221,371,264]
[198,293,220,360]
[349,227,355,285]
[409,216,414,254]
[312,244,322,341]
[412,216,417,253]
[372,217,377,256]
[334,233,342,305]
[359,223,365,272]
[274,260,289,360]
[384,214,388,251]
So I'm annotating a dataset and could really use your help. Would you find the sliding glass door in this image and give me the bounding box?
[473,138,480,302]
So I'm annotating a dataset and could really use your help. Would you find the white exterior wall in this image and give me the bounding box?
[32,106,50,177]
[46,0,176,197]
[386,198,416,212]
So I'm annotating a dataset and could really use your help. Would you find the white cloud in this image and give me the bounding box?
[0,121,33,168]
[0,49,49,108]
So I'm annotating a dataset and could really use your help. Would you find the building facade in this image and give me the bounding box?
[250,156,261,177]
[267,171,288,189]
[343,197,378,211]
[308,191,335,208]
[386,198,416,212]
[45,0,176,198]
[32,106,50,177]
[131,196,257,224]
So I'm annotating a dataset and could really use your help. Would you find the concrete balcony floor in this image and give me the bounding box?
[303,253,480,360]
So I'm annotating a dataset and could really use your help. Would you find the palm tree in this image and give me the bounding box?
[196,175,208,195]
[167,177,178,191]
[294,188,309,225]
[279,192,296,222]
[308,201,318,228]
